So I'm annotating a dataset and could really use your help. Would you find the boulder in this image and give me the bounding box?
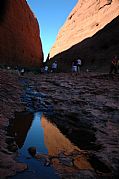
[28,146,36,157]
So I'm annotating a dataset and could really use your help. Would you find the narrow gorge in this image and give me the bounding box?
[0,0,119,178]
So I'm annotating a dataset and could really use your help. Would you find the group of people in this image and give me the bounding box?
[42,58,82,74]
[42,61,58,74]
[72,58,82,73]
[7,55,119,75]
[109,55,119,74]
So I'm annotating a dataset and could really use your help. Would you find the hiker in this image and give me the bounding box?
[7,66,10,70]
[44,65,48,73]
[40,67,44,73]
[109,56,117,74]
[51,61,57,72]
[20,68,25,76]
[72,60,77,73]
[15,66,20,75]
[77,58,82,72]
[117,58,119,73]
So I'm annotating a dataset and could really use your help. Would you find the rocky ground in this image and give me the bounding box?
[27,72,119,178]
[0,69,119,178]
[0,69,27,178]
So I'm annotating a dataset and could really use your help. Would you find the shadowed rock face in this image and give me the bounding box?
[0,0,43,68]
[48,16,119,72]
[49,0,119,72]
[0,0,8,22]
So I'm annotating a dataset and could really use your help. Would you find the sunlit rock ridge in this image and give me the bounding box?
[49,0,119,71]
[0,0,43,68]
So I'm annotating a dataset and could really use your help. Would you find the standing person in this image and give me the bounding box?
[117,58,119,73]
[109,56,117,74]
[51,61,57,73]
[44,65,48,74]
[72,60,77,73]
[20,68,25,76]
[16,66,20,76]
[77,58,82,72]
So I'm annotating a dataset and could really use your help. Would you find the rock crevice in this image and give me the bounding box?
[99,0,113,10]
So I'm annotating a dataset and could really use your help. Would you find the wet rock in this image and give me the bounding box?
[44,158,51,167]
[35,153,51,166]
[15,162,27,172]
[35,153,48,160]
[73,156,92,170]
[59,157,73,167]
[28,147,36,157]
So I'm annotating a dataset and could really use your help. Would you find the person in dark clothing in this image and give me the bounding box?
[109,56,117,74]
[72,60,77,72]
[117,59,119,73]
[51,61,57,73]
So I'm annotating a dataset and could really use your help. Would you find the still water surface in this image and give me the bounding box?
[11,112,91,178]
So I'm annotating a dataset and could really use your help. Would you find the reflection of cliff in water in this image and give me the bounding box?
[41,115,92,170]
[10,112,92,171]
[11,112,33,148]
[41,115,79,155]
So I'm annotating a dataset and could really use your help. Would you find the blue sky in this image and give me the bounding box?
[27,0,78,61]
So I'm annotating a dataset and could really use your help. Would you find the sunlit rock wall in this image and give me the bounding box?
[0,0,43,68]
[49,0,119,72]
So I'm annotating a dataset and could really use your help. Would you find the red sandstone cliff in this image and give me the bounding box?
[0,0,43,68]
[49,0,119,72]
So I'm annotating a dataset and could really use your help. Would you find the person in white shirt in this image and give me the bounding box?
[44,66,48,73]
[20,68,25,76]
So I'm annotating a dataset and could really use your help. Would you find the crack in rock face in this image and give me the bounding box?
[99,0,112,10]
